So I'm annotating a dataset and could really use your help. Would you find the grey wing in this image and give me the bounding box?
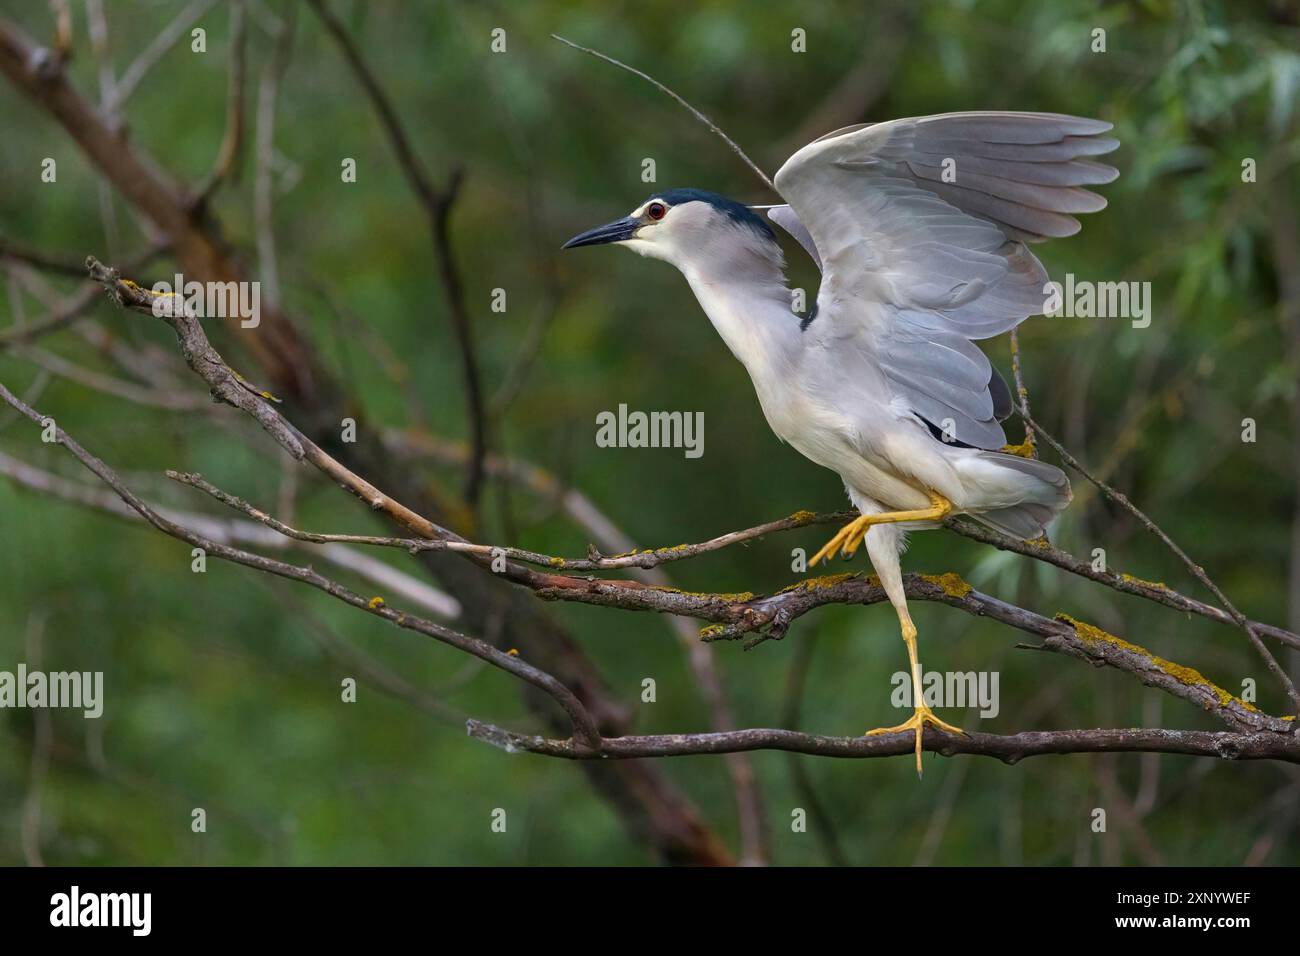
[759,201,1016,430]
[773,111,1118,448]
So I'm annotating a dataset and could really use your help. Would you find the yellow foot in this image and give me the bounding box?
[866,705,965,777]
[808,493,953,566]
[808,514,874,566]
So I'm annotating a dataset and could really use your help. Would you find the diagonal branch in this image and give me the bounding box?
[0,240,168,350]
[0,450,461,619]
[0,381,600,748]
[1021,410,1300,713]
[110,0,221,112]
[944,516,1300,650]
[195,0,247,202]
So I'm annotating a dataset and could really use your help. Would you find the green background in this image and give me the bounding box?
[1,0,1298,865]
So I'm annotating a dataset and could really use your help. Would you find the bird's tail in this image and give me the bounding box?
[957,451,1072,540]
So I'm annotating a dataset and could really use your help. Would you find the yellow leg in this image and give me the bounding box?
[866,606,964,777]
[809,493,952,567]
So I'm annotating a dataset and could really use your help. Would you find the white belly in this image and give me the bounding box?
[685,266,943,511]
[749,363,935,511]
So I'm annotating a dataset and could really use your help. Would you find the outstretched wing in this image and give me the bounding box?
[771,111,1118,449]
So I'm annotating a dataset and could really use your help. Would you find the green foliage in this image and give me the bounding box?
[0,0,1297,865]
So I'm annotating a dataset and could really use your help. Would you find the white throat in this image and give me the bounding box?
[679,237,800,385]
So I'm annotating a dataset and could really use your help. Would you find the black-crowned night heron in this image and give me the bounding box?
[564,112,1118,774]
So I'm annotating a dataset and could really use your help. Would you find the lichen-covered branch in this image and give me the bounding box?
[468,721,1300,764]
[1021,411,1300,711]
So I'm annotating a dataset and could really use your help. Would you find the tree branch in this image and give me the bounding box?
[0,450,461,619]
[468,721,1300,764]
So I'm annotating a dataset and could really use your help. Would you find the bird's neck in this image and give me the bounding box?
[681,258,799,378]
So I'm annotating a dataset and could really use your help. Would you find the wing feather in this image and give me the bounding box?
[773,110,1118,448]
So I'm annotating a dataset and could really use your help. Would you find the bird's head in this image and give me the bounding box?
[562,188,780,274]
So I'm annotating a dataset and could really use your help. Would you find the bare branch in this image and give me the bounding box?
[0,451,461,620]
[0,236,88,277]
[10,343,207,410]
[944,515,1300,651]
[468,721,1300,764]
[20,611,52,867]
[110,0,219,111]
[0,240,167,350]
[1006,327,1036,456]
[195,0,247,201]
[252,4,292,310]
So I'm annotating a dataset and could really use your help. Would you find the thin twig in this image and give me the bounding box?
[195,0,247,202]
[48,0,71,58]
[110,0,220,110]
[945,515,1299,650]
[20,611,51,867]
[13,344,208,410]
[307,0,487,506]
[253,4,293,311]
[0,237,89,277]
[1007,327,1036,456]
[0,240,169,350]
[551,33,777,195]
[0,451,461,619]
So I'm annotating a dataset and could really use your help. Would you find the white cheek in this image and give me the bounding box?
[621,237,673,262]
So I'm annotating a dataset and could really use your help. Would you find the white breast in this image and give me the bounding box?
[684,270,919,505]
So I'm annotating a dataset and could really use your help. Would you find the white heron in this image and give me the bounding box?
[564,112,1119,773]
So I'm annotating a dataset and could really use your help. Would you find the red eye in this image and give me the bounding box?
[646,202,667,221]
